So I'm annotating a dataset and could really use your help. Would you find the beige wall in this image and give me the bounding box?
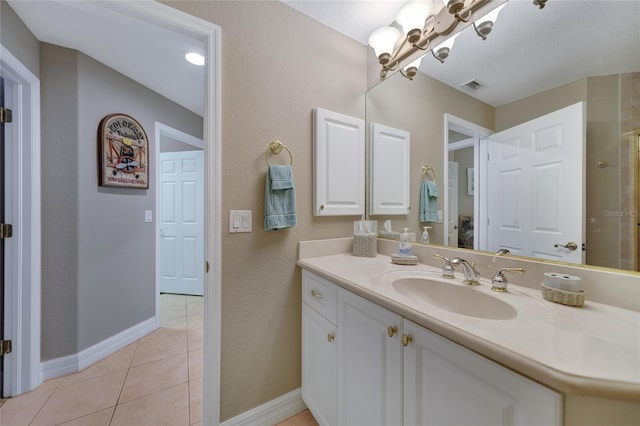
[162,1,367,420]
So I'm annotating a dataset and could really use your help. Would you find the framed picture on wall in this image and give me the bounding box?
[467,168,474,196]
[98,113,149,189]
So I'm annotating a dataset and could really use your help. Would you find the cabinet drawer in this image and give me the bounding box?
[302,270,337,324]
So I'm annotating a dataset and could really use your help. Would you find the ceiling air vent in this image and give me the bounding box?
[461,79,483,90]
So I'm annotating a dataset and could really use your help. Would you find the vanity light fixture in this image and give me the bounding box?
[369,0,543,80]
[184,52,205,66]
[473,3,507,40]
[431,32,459,63]
[401,56,424,80]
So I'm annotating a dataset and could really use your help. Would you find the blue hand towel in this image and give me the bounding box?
[420,180,439,222]
[264,164,297,231]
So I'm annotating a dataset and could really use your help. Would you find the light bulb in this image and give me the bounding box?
[396,1,434,42]
[368,27,402,64]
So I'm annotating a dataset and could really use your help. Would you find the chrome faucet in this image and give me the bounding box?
[450,258,481,285]
[433,254,455,279]
[491,267,525,292]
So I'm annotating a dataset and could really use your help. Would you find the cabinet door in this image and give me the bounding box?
[302,304,337,426]
[403,320,561,426]
[313,108,365,216]
[370,123,411,215]
[338,289,403,426]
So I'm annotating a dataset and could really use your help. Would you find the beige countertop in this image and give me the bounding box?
[297,252,640,401]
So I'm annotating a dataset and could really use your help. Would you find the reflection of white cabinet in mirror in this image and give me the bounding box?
[313,108,365,216]
[370,123,410,215]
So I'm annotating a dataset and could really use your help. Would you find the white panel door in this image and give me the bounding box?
[160,150,204,295]
[447,161,459,247]
[486,102,584,264]
[403,320,561,426]
[313,108,365,216]
[337,288,403,426]
[370,123,411,215]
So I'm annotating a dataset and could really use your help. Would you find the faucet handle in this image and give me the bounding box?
[433,254,455,279]
[491,267,525,292]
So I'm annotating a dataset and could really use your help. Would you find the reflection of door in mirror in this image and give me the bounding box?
[485,102,585,265]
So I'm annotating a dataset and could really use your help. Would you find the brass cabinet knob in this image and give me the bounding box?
[387,325,398,337]
[402,334,413,347]
[327,333,335,342]
[311,289,323,299]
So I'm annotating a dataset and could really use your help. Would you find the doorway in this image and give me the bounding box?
[2,4,221,424]
[0,45,42,398]
[155,123,205,311]
[443,114,492,250]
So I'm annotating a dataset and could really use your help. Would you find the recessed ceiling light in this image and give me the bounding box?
[185,52,205,66]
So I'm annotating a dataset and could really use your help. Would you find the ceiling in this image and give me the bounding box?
[7,0,640,113]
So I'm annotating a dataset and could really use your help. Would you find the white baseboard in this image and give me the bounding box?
[41,317,156,381]
[40,353,78,381]
[221,388,307,426]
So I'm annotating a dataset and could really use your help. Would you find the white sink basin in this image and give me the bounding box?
[389,275,518,320]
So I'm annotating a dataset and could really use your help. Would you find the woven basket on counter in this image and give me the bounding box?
[541,283,585,307]
[353,234,377,258]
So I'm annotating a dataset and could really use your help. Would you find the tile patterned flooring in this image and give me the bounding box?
[0,294,204,426]
[0,294,317,426]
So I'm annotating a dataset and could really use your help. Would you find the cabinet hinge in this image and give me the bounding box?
[0,223,13,239]
[1,340,12,356]
[0,107,12,123]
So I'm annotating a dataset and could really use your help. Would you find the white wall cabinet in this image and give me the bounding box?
[313,108,365,216]
[337,288,403,426]
[403,319,562,426]
[370,122,411,215]
[301,270,561,426]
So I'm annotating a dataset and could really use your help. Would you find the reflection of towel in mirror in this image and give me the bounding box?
[420,180,439,222]
[264,165,297,231]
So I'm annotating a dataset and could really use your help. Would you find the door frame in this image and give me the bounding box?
[155,122,205,318]
[117,4,223,424]
[0,45,42,397]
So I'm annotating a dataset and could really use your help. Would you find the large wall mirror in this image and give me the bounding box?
[366,0,639,273]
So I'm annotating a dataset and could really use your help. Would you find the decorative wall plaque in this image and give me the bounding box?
[98,113,149,188]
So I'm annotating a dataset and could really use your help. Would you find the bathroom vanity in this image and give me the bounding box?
[298,238,640,426]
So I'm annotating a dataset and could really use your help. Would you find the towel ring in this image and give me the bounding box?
[265,140,293,166]
[422,165,436,182]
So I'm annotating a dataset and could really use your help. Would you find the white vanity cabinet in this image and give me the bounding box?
[403,320,562,426]
[301,270,338,426]
[337,288,403,426]
[301,270,561,426]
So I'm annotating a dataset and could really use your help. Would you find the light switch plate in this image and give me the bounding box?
[144,210,153,223]
[229,210,252,233]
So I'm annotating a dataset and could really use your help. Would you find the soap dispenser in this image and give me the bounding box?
[420,226,431,244]
[399,228,413,257]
